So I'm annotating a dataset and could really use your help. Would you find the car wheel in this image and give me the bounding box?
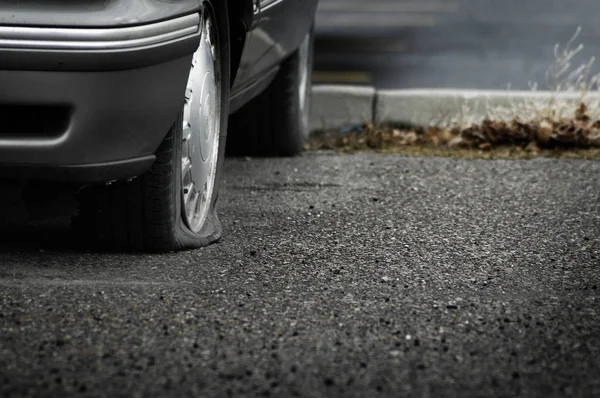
[227,25,314,157]
[72,1,230,252]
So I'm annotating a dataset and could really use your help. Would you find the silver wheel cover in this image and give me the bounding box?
[181,7,221,233]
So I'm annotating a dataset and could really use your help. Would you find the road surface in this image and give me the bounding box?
[1,154,599,397]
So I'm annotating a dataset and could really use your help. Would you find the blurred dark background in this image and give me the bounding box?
[313,0,600,89]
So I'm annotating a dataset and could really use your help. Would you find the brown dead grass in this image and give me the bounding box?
[307,103,600,160]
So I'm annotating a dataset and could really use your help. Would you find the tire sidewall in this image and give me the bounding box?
[274,24,315,155]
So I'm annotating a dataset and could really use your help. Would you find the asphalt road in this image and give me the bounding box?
[1,153,599,397]
[315,0,600,89]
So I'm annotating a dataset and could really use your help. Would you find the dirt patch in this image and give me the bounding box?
[307,103,600,160]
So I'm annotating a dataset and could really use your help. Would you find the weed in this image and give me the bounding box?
[307,28,600,159]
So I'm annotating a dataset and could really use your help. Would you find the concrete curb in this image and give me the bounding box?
[310,85,375,132]
[310,86,600,132]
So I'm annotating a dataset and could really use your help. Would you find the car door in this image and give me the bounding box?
[231,0,318,96]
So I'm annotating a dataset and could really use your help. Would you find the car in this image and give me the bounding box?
[0,0,318,252]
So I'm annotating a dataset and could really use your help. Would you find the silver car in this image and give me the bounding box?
[0,0,318,252]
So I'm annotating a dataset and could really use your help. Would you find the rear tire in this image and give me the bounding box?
[72,0,230,252]
[227,26,314,157]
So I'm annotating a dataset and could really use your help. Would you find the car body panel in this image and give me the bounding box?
[0,56,192,181]
[0,0,202,28]
[0,13,201,71]
[231,0,318,98]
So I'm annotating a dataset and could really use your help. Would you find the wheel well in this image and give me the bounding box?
[227,0,252,86]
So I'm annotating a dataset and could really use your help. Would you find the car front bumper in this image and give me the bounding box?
[0,14,201,183]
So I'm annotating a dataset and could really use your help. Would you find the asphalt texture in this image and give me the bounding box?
[315,0,600,89]
[1,153,599,397]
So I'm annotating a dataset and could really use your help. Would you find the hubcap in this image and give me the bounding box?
[181,7,221,233]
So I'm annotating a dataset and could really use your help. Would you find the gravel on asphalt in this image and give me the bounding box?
[1,153,599,397]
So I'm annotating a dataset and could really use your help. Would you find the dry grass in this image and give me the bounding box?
[307,103,600,160]
[307,28,600,160]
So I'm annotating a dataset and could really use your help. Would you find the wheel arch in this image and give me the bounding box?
[226,0,254,87]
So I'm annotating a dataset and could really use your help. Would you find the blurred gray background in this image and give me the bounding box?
[314,0,600,89]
